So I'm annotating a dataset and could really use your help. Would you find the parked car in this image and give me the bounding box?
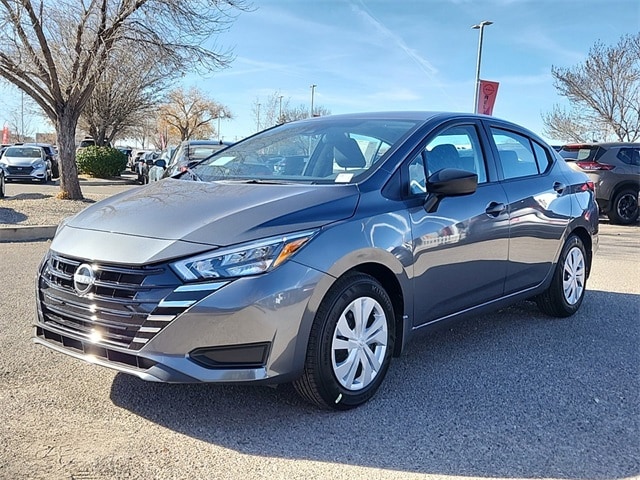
[164,139,232,177]
[559,142,640,224]
[129,149,151,172]
[148,158,167,182]
[135,151,160,184]
[24,142,60,178]
[33,112,598,410]
[0,145,52,183]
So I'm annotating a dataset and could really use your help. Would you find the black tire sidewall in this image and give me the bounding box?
[610,188,639,225]
[555,235,586,314]
[313,275,395,409]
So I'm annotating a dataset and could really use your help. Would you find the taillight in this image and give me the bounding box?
[575,161,614,171]
[580,181,595,192]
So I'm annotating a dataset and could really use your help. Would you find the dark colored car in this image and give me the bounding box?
[559,142,640,224]
[164,140,232,176]
[33,112,598,410]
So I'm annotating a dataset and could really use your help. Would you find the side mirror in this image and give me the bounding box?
[424,168,478,213]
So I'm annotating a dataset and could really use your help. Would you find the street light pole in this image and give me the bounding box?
[472,20,493,114]
[217,110,225,141]
[310,84,316,117]
[257,103,261,131]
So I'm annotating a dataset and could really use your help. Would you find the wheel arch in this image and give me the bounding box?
[569,226,593,278]
[343,262,407,357]
[609,181,639,203]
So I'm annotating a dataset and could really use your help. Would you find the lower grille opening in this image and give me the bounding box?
[36,326,156,371]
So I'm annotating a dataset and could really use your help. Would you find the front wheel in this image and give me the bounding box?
[608,188,639,225]
[293,273,395,410]
[0,174,5,198]
[536,234,587,317]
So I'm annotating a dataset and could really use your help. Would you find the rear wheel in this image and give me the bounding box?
[293,273,395,410]
[608,188,639,225]
[0,173,5,198]
[536,234,587,317]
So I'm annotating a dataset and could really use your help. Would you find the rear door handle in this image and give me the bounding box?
[485,201,507,217]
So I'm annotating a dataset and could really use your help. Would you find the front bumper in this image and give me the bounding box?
[4,165,47,181]
[33,252,329,384]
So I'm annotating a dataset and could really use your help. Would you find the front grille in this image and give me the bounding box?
[7,165,34,175]
[38,253,183,350]
[37,253,229,352]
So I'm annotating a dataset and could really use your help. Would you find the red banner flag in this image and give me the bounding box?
[477,80,499,115]
[2,124,8,144]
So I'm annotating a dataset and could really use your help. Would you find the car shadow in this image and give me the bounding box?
[110,291,639,479]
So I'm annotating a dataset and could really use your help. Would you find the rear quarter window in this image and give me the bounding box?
[616,147,640,166]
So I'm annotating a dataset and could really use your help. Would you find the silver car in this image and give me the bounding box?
[1,145,53,183]
[34,112,599,409]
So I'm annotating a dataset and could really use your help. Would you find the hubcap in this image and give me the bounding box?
[331,296,388,391]
[563,246,585,305]
[617,193,638,221]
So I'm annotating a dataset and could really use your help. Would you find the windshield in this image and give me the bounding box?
[184,118,419,184]
[4,147,43,158]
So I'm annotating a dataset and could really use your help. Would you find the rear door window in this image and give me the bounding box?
[491,128,549,179]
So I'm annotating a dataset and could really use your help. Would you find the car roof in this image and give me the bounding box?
[563,142,640,148]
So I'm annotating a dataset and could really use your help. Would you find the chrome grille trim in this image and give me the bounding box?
[146,315,175,322]
[36,253,231,352]
[158,300,196,308]
[174,282,228,292]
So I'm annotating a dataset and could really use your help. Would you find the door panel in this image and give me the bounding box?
[410,184,510,325]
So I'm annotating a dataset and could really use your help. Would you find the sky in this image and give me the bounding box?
[185,0,640,143]
[1,0,639,145]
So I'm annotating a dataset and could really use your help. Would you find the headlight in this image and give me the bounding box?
[33,160,46,169]
[171,230,318,281]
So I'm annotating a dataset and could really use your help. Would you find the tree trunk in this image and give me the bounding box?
[56,114,83,200]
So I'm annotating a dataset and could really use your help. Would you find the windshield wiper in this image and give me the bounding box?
[222,178,292,185]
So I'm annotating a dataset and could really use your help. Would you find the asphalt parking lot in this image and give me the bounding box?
[0,222,638,480]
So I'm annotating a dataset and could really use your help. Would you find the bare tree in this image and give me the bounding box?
[78,41,170,147]
[0,0,248,199]
[158,87,231,141]
[543,33,640,142]
[252,91,331,131]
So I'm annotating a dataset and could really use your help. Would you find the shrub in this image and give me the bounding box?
[76,146,127,178]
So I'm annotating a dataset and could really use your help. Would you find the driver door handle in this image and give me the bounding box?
[485,201,507,217]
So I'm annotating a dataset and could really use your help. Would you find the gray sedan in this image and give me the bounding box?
[33,112,598,409]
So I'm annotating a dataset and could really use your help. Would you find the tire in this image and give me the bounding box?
[0,174,5,198]
[608,188,639,225]
[293,273,395,410]
[536,234,587,317]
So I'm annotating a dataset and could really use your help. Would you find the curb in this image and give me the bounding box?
[0,225,57,242]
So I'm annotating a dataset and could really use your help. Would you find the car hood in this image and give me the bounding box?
[2,155,44,166]
[54,179,359,264]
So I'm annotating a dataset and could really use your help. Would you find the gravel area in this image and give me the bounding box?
[0,192,113,226]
